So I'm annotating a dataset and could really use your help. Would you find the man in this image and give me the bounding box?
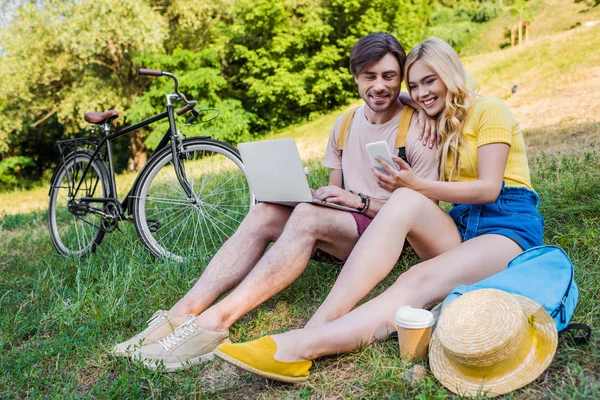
[113,32,438,372]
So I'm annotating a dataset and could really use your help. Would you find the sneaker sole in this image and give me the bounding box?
[214,349,309,383]
[142,338,231,373]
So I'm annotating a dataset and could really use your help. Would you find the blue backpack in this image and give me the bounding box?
[442,246,590,342]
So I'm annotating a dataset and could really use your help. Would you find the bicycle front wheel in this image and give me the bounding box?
[48,150,110,257]
[132,138,254,262]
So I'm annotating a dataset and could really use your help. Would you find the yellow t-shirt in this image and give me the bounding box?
[444,95,532,189]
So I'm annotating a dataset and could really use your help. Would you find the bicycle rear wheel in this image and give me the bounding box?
[48,150,110,257]
[132,138,254,262]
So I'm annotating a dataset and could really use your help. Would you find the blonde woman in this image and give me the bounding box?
[213,38,544,382]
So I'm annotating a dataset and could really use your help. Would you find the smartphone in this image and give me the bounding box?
[365,141,398,175]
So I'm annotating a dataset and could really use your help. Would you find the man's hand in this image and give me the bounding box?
[373,155,420,192]
[417,111,441,148]
[312,185,361,209]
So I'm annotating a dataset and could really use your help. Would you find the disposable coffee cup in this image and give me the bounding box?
[394,306,435,362]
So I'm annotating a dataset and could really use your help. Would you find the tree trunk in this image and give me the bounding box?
[128,130,148,171]
[511,25,516,47]
[518,19,523,46]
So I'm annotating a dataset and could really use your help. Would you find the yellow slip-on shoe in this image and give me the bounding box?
[215,336,312,383]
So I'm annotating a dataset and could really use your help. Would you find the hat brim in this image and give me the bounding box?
[429,294,558,398]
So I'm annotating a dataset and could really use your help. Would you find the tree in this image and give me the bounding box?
[0,0,167,171]
[0,0,434,189]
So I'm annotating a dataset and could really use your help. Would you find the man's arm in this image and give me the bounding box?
[328,169,343,187]
[318,169,384,218]
[399,92,440,147]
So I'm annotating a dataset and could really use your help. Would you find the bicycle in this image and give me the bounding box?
[48,68,255,262]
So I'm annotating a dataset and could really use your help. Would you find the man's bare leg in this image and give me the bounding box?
[169,203,293,317]
[193,203,361,332]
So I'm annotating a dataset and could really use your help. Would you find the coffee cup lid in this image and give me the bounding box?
[394,306,435,329]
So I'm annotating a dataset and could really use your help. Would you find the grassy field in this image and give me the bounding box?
[2,2,600,398]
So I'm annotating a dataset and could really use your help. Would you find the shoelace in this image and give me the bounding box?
[158,316,197,351]
[140,310,168,336]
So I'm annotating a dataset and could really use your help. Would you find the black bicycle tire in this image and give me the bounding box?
[131,137,254,262]
[48,150,111,257]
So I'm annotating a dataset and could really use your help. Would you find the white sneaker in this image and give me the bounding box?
[139,315,230,372]
[112,310,184,357]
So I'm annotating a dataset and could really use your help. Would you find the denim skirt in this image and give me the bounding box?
[448,185,544,250]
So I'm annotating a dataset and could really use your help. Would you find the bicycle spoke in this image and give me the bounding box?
[49,153,108,257]
[196,206,230,251]
[131,195,191,206]
[133,140,253,261]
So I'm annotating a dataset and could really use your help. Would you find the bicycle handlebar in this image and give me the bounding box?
[176,101,197,116]
[138,67,193,106]
[137,68,162,76]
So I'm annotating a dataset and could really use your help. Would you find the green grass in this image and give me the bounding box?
[1,147,599,398]
[2,2,600,398]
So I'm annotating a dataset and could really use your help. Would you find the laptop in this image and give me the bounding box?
[238,138,357,212]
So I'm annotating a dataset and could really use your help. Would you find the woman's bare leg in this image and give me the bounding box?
[273,234,522,362]
[306,188,462,328]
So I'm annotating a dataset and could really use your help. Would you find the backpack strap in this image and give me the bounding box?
[559,323,592,345]
[337,107,359,151]
[396,106,415,163]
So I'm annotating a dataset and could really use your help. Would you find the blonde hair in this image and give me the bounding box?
[405,38,477,181]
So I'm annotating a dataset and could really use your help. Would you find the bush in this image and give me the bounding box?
[472,2,501,23]
[428,21,480,53]
[0,156,36,192]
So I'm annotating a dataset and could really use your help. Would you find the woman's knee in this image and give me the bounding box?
[392,264,442,306]
[389,188,430,207]
[380,188,431,222]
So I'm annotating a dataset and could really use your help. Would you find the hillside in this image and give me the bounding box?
[464,0,600,55]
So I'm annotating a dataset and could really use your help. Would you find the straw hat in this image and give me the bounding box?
[429,288,558,398]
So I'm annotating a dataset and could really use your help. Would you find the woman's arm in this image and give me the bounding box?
[374,143,509,204]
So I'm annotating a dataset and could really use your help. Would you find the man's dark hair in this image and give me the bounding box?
[349,33,406,80]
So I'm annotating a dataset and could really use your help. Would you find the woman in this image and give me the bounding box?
[213,38,544,382]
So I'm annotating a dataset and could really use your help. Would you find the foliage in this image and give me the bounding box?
[0,156,35,190]
[0,0,167,187]
[575,0,600,7]
[429,21,480,52]
[0,0,166,135]
[427,1,500,53]
[0,0,509,189]
[472,2,501,23]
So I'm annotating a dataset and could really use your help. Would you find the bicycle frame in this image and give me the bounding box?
[51,92,204,222]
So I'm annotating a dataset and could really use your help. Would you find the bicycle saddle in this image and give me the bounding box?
[84,110,119,124]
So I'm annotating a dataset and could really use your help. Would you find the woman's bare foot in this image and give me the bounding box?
[271,330,313,362]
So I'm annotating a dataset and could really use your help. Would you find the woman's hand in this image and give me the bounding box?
[373,155,420,192]
[417,111,441,148]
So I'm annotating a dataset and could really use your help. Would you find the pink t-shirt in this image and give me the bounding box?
[323,105,439,201]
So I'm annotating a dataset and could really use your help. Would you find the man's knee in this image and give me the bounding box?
[286,203,328,236]
[241,203,288,240]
